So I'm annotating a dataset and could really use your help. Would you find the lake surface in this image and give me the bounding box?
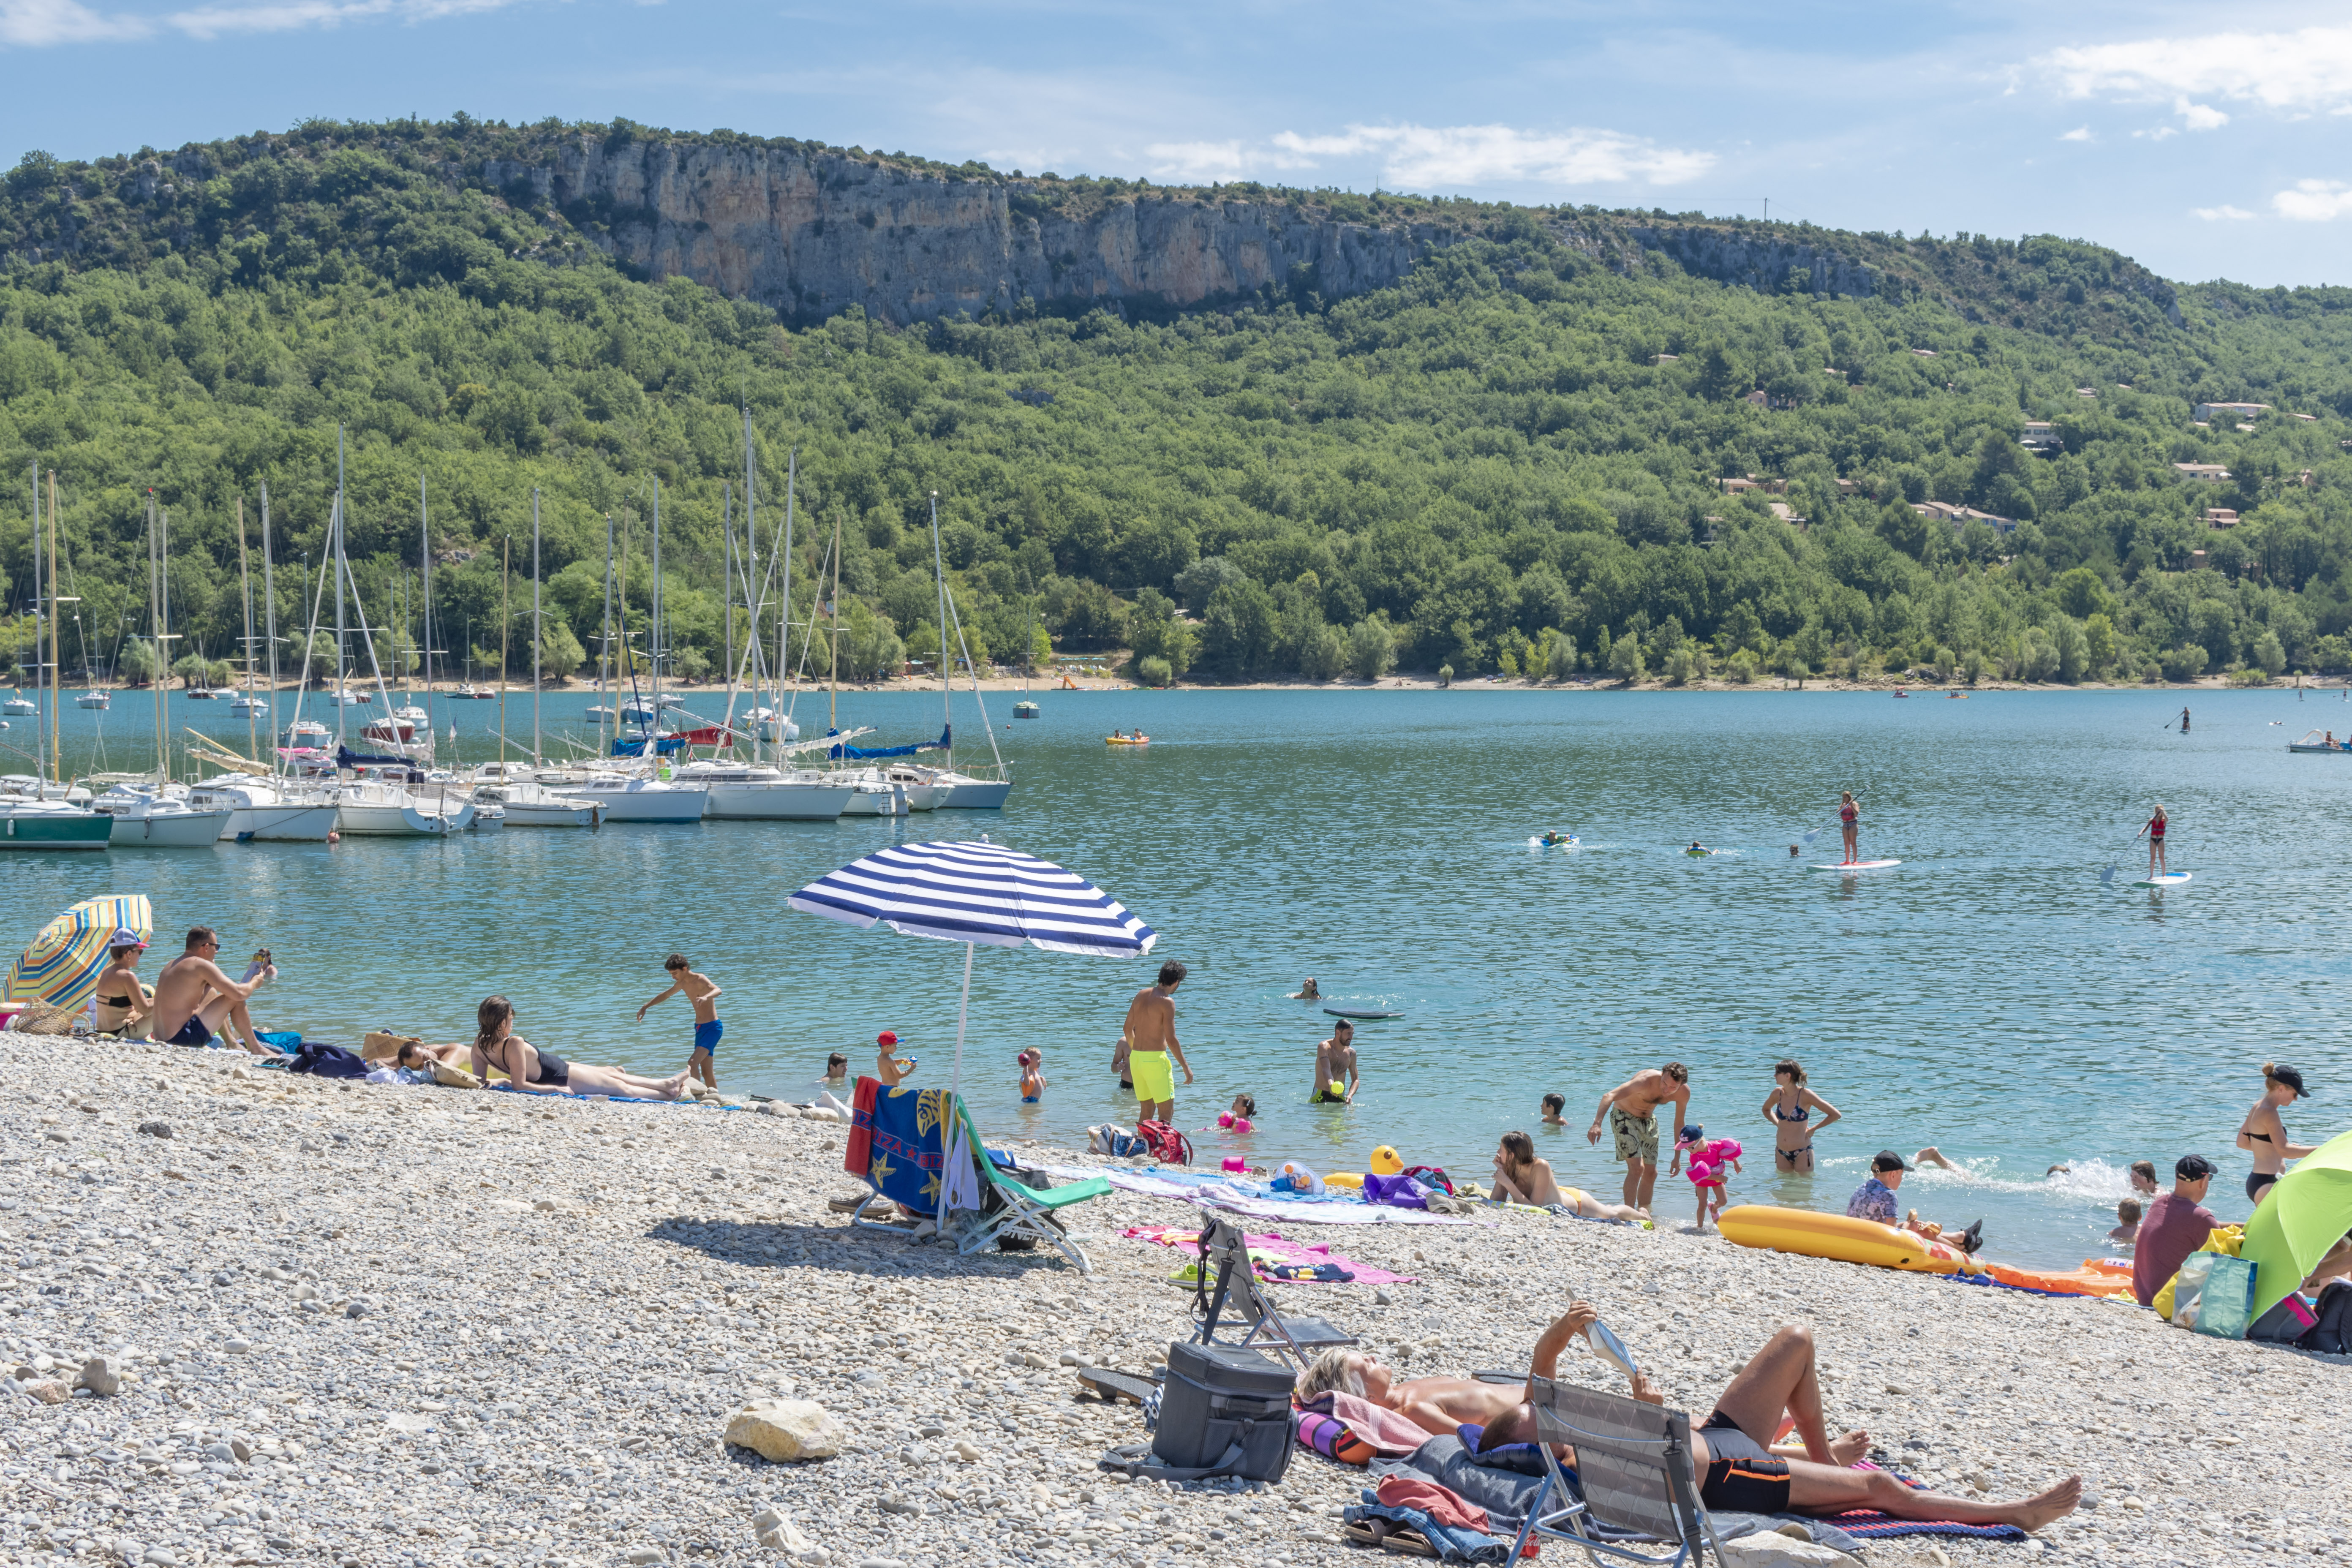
[10,681,2349,1269]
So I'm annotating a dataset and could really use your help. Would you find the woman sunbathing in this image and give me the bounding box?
[467,996,691,1100]
[1490,1131,1649,1222]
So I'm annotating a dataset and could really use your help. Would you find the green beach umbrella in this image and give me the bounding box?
[2243,1127,2352,1322]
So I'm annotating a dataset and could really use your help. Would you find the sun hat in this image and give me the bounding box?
[108,929,147,950]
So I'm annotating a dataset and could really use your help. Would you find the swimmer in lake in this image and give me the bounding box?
[1289,978,1321,999]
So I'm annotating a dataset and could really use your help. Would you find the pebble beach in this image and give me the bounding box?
[5,1031,2344,1568]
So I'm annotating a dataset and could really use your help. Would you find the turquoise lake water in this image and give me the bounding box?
[8,681,2349,1269]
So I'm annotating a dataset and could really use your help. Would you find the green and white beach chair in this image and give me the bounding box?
[949,1098,1110,1272]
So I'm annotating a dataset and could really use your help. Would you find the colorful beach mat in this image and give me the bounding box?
[1822,1465,2028,1541]
[1122,1224,1420,1284]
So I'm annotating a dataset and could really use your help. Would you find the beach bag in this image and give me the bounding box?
[2172,1252,2257,1338]
[1400,1164,1456,1195]
[2153,1222,2244,1320]
[1102,1340,1295,1484]
[288,1043,370,1080]
[1363,1173,1431,1209]
[2249,1292,2319,1346]
[2301,1280,2352,1354]
[362,1030,422,1062]
[1087,1124,1148,1158]
[1138,1120,1192,1165]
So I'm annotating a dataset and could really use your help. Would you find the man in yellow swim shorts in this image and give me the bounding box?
[1587,1062,1690,1211]
[1121,960,1193,1132]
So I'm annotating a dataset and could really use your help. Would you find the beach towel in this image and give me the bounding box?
[1299,1391,1445,1458]
[1818,1465,2027,1541]
[287,1043,368,1079]
[1122,1225,1421,1285]
[852,1081,953,1215]
[1364,1174,1432,1209]
[844,1075,880,1175]
[1052,1167,1485,1226]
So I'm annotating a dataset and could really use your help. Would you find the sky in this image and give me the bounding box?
[3,0,2351,287]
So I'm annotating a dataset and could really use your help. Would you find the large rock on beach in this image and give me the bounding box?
[724,1398,844,1462]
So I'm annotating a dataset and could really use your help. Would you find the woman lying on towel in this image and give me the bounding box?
[469,996,691,1100]
[1297,1304,2080,1532]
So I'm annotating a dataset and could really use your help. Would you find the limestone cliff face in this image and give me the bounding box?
[479,136,1457,325]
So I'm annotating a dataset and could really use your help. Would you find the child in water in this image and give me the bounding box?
[1541,1092,1567,1127]
[1678,1124,1743,1231]
[1217,1093,1257,1133]
[1016,1049,1047,1103]
[2109,1198,2142,1249]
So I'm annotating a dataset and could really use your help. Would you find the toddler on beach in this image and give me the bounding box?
[1017,1049,1047,1102]
[1679,1124,1743,1230]
[875,1031,914,1086]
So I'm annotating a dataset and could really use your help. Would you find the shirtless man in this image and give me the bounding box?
[1310,1020,1358,1105]
[148,926,278,1056]
[1120,960,1192,1132]
[1297,1306,2078,1535]
[1490,1131,1647,1222]
[637,952,724,1091]
[1587,1062,1690,1211]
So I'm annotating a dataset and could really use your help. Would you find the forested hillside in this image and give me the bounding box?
[6,116,2352,692]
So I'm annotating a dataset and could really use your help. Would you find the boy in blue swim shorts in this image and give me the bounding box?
[639,953,724,1092]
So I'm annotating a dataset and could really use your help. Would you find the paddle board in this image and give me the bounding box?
[2134,871,2193,887]
[1526,836,1580,848]
[1323,1008,1405,1021]
[1810,859,1902,871]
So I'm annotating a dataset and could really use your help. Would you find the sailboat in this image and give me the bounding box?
[1,466,112,848]
[906,492,1012,809]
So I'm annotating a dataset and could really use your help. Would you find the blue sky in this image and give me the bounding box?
[4,0,2351,287]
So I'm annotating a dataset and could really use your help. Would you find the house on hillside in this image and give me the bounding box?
[2076,387,2097,398]
[2205,509,2240,528]
[2173,463,2232,483]
[1913,501,2017,534]
[2021,420,2060,452]
[2194,402,2270,422]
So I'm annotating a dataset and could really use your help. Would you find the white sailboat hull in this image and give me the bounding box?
[219,803,340,841]
[336,796,476,835]
[940,778,1012,809]
[835,781,907,817]
[549,781,708,822]
[701,781,851,821]
[106,808,233,847]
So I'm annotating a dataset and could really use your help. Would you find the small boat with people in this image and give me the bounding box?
[1106,731,1151,746]
[2288,730,2352,754]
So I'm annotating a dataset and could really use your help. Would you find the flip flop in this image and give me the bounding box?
[1342,1523,1439,1557]
[1075,1367,1157,1405]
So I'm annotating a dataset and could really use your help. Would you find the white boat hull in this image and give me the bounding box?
[76,693,110,710]
[218,803,340,841]
[940,779,1012,809]
[336,799,476,835]
[550,783,708,822]
[701,781,851,821]
[500,799,602,828]
[836,782,907,817]
[107,808,234,847]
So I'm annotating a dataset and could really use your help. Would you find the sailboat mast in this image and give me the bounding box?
[261,481,280,779]
[930,490,950,758]
[499,537,510,766]
[723,481,735,750]
[46,471,60,786]
[531,487,542,766]
[237,496,257,760]
[602,511,615,754]
[420,475,432,702]
[148,493,165,780]
[828,511,841,733]
[333,428,347,747]
[650,477,662,766]
[780,448,795,717]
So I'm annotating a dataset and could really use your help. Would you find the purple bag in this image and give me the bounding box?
[1362,1173,1429,1209]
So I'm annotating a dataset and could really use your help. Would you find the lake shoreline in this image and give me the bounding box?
[5,1029,2343,1567]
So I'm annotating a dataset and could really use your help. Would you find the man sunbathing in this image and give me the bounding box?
[1489,1132,1649,1222]
[1298,1304,2080,1533]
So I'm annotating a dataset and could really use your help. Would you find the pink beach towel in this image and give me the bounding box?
[1122,1225,1420,1285]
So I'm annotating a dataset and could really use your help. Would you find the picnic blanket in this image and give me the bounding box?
[1305,1391,1449,1457]
[1821,1464,2030,1541]
[1122,1225,1421,1284]
[1055,1167,1483,1226]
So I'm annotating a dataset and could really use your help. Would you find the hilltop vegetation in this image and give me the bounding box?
[5,116,2352,696]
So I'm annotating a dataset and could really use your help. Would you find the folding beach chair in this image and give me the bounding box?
[1470,1370,1729,1568]
[1190,1209,1357,1369]
[948,1097,1110,1272]
[841,1077,953,1235]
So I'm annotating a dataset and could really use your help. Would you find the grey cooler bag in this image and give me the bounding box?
[1101,1341,1296,1484]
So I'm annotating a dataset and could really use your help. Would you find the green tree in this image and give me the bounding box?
[1609,631,1645,685]
[2054,616,2088,683]
[116,637,158,686]
[2054,567,2117,621]
[1347,619,1396,680]
[1543,630,1578,681]
[1199,580,1278,678]
[538,623,585,681]
[2082,612,2118,676]
[2254,630,2287,678]
[1137,655,1172,688]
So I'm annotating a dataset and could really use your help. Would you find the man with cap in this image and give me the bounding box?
[2133,1155,2221,1308]
[1847,1150,1983,1254]
[90,929,152,1037]
[149,926,279,1056]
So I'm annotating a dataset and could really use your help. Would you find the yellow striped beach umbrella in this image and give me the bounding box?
[5,894,155,1010]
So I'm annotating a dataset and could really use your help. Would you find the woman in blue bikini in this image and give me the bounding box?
[1762,1058,1840,1174]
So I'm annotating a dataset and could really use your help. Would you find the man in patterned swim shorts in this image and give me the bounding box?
[1587,1062,1690,1211]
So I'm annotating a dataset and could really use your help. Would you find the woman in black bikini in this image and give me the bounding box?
[2238,1062,2316,1205]
[89,930,152,1037]
[1761,1058,1840,1174]
[468,996,691,1100]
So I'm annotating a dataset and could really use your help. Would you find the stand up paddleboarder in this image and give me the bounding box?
[1838,791,1860,866]
[2136,803,2169,879]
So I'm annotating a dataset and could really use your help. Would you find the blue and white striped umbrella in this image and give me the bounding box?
[788,839,1157,957]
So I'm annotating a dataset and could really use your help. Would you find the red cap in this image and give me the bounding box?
[877,1031,898,1047]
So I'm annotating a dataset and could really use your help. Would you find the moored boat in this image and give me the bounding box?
[0,799,113,850]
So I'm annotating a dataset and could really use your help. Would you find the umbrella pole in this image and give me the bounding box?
[941,940,975,1225]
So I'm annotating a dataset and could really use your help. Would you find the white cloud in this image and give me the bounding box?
[1150,121,1712,191]
[2039,27,2352,113]
[0,0,146,44]
[2059,125,2091,142]
[2273,180,2352,221]
[2192,204,2256,220]
[0,0,521,45]
[2174,97,2228,131]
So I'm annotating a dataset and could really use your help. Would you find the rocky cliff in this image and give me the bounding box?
[478,136,1458,325]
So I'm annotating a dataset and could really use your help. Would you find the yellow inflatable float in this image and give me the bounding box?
[1718,1204,1986,1276]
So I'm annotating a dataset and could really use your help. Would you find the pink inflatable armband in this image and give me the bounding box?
[1222,1156,1248,1173]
